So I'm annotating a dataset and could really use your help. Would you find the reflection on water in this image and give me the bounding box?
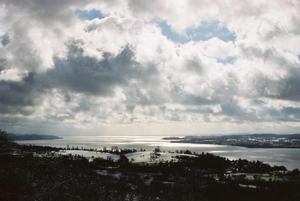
[17,135,300,170]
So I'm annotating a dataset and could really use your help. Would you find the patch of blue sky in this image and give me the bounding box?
[75,9,104,20]
[217,56,238,64]
[0,34,9,46]
[158,20,236,43]
[158,20,190,43]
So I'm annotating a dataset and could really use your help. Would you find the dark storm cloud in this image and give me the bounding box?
[0,73,40,115]
[44,45,136,95]
[42,42,159,97]
[253,67,300,101]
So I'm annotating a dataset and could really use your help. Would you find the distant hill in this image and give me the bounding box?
[8,134,62,141]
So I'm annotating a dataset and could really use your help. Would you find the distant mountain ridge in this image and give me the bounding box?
[8,133,62,141]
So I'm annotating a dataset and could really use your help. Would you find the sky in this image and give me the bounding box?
[0,0,300,136]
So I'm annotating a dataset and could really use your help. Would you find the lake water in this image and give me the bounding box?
[17,135,300,170]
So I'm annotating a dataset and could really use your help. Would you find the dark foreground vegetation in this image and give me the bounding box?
[1,130,300,201]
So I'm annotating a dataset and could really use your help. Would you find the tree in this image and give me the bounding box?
[154,146,161,154]
[0,129,9,143]
[150,147,161,161]
[118,154,129,167]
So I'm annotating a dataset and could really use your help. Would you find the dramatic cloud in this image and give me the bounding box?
[0,0,300,135]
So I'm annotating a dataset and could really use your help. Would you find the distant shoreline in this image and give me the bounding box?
[8,134,62,141]
[163,134,300,149]
[167,141,300,149]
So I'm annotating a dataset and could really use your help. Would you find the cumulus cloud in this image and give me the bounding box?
[0,0,300,134]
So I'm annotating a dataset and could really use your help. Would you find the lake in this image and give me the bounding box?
[17,135,300,170]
